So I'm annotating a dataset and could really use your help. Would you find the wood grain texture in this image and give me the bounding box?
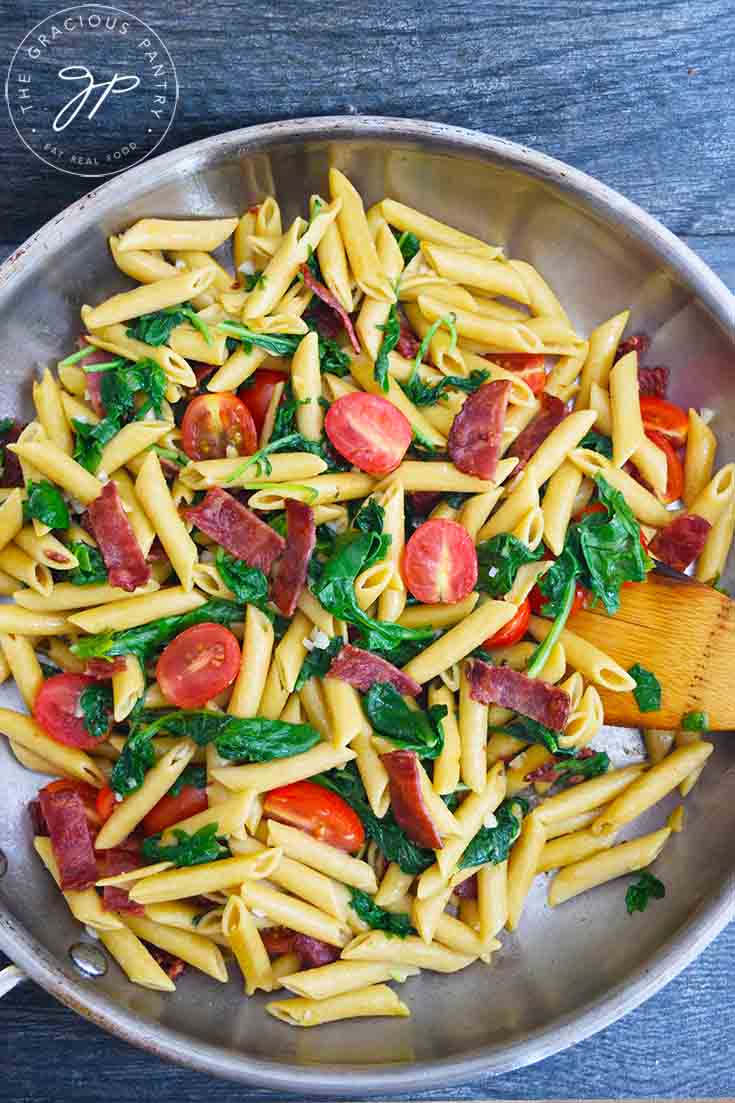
[568,574,735,728]
[0,0,732,1098]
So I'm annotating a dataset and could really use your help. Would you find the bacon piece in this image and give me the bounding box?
[381,749,443,849]
[192,360,216,385]
[87,481,152,592]
[270,500,316,615]
[292,934,341,969]
[306,299,342,341]
[185,487,285,573]
[396,315,421,359]
[260,926,296,959]
[300,264,361,353]
[467,660,571,732]
[38,788,98,891]
[509,393,567,470]
[98,846,145,915]
[407,491,442,516]
[28,799,48,837]
[650,513,711,573]
[453,874,478,899]
[615,333,651,361]
[83,657,128,680]
[76,343,115,417]
[448,380,511,480]
[0,419,25,487]
[148,946,186,981]
[638,365,670,398]
[328,644,422,698]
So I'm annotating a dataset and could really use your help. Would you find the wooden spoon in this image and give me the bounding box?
[563,569,735,730]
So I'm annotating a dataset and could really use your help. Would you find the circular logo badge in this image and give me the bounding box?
[5,4,178,178]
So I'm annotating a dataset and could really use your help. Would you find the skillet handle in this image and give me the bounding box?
[0,963,27,996]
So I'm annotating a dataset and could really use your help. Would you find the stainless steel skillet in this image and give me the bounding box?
[0,116,733,1093]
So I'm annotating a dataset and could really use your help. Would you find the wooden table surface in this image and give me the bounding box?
[0,1,733,1099]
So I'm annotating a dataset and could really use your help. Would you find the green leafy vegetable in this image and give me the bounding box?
[68,542,108,586]
[24,480,70,529]
[294,636,343,691]
[112,710,321,796]
[72,599,243,666]
[314,331,351,377]
[349,888,413,937]
[393,230,420,264]
[127,303,211,347]
[625,870,665,914]
[217,322,302,358]
[59,346,96,368]
[142,824,230,868]
[681,709,708,731]
[579,430,613,458]
[407,312,457,386]
[72,358,167,472]
[498,716,567,752]
[529,751,610,787]
[374,305,401,392]
[526,574,576,678]
[536,474,651,616]
[167,764,207,797]
[364,683,446,759]
[72,416,120,474]
[242,270,266,291]
[78,683,112,741]
[215,550,269,606]
[311,530,434,654]
[459,799,526,868]
[354,499,385,536]
[629,664,662,713]
[476,534,544,597]
[314,764,434,874]
[402,368,490,408]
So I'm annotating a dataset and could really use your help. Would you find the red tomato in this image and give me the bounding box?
[142,785,209,837]
[402,518,478,604]
[487,353,547,396]
[239,370,287,437]
[33,674,109,750]
[640,396,688,444]
[325,393,412,476]
[645,429,684,504]
[156,623,241,709]
[263,780,365,853]
[41,778,101,828]
[96,785,116,823]
[529,581,587,616]
[483,597,530,648]
[181,394,257,461]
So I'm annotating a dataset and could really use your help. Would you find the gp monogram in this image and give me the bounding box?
[5,4,179,178]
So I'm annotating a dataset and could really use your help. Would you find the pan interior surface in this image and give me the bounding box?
[0,118,733,1093]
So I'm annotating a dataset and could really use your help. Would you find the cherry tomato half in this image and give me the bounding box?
[325,392,412,476]
[33,673,110,750]
[263,780,365,853]
[142,784,209,837]
[181,394,257,461]
[41,778,101,828]
[239,369,288,437]
[640,396,688,444]
[487,353,547,396]
[529,581,587,616]
[402,518,478,605]
[96,784,116,823]
[483,597,530,648]
[645,429,684,504]
[156,623,241,709]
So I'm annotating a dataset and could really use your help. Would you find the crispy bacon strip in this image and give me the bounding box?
[381,749,443,849]
[83,657,128,680]
[467,660,571,732]
[448,380,511,480]
[270,500,316,615]
[87,481,152,592]
[650,513,711,573]
[300,264,361,353]
[292,934,341,969]
[328,644,422,697]
[0,419,25,487]
[638,366,670,398]
[396,315,421,359]
[453,874,478,899]
[185,487,285,573]
[98,845,145,915]
[509,393,566,470]
[38,788,98,891]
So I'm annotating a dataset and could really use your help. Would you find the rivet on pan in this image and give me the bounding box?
[0,850,7,877]
[69,941,108,978]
